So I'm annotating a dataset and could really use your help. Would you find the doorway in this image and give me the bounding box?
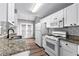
[21,23,33,38]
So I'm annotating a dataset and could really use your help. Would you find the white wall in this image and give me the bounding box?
[0,3,7,35]
[0,3,7,22]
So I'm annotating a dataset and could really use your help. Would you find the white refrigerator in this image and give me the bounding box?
[35,22,48,47]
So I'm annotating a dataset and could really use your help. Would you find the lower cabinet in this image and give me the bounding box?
[60,40,78,56]
[60,46,77,56]
[42,36,46,48]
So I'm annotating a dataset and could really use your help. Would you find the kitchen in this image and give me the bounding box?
[0,3,79,56]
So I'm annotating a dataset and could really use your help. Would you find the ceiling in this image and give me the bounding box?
[15,3,73,19]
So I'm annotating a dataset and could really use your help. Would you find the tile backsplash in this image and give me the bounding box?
[49,26,79,36]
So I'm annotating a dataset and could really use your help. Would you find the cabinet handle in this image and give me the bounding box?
[74,24,76,26]
[59,45,62,47]
[12,21,14,23]
[66,44,68,45]
[70,24,72,26]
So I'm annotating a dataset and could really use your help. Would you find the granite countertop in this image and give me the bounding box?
[60,39,79,45]
[60,35,79,45]
[0,37,28,56]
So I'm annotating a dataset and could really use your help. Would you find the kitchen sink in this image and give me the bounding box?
[13,36,22,39]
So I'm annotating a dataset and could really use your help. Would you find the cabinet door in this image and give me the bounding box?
[57,9,64,28]
[64,8,67,26]
[42,36,46,48]
[60,47,77,56]
[57,9,64,21]
[64,4,77,26]
[60,40,77,56]
[47,12,59,28]
[46,15,52,28]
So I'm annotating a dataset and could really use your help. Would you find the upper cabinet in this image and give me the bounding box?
[40,3,79,28]
[8,3,15,26]
[56,9,64,21]
[64,4,78,27]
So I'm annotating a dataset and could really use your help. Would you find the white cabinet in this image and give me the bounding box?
[42,36,46,48]
[8,3,15,26]
[44,15,51,28]
[57,9,64,21]
[63,8,67,26]
[60,40,78,56]
[64,4,78,26]
[35,30,42,46]
[40,17,48,24]
[47,12,58,28]
[41,4,79,28]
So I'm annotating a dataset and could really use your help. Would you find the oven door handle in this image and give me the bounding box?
[46,39,57,45]
[46,38,57,41]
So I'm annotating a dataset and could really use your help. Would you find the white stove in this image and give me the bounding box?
[45,31,67,56]
[45,35,59,41]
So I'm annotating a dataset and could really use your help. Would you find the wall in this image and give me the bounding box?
[0,3,7,35]
[49,26,79,36]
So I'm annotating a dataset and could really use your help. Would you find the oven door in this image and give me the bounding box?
[45,38,59,56]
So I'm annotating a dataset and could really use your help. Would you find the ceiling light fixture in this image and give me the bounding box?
[32,3,43,13]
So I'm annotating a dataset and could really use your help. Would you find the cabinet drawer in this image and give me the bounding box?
[60,40,78,53]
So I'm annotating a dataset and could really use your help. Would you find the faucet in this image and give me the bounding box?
[7,28,14,38]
